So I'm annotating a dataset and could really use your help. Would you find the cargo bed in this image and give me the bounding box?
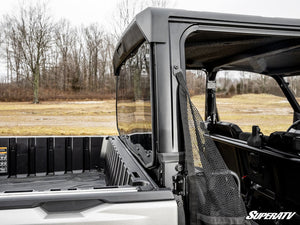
[0,136,171,209]
[0,171,106,192]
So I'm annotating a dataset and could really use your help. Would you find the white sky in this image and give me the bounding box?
[0,0,300,29]
[0,0,300,78]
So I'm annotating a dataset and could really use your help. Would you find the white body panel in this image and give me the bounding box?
[1,200,177,225]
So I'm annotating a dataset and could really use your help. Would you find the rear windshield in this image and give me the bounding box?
[116,42,152,149]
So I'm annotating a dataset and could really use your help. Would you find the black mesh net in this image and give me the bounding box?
[176,72,248,225]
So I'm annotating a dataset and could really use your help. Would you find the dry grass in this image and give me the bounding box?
[0,100,118,136]
[0,94,298,136]
[191,93,297,135]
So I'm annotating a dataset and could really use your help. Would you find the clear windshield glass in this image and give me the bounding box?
[117,42,152,150]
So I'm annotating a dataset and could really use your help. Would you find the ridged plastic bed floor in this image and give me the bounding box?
[0,171,106,192]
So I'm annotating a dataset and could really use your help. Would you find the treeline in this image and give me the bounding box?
[217,72,300,97]
[0,4,115,102]
[0,0,170,102]
[186,70,300,98]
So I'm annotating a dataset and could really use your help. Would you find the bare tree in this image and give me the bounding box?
[112,0,173,41]
[112,0,138,40]
[2,18,23,85]
[0,27,4,52]
[149,0,169,7]
[69,37,83,91]
[1,0,172,101]
[3,3,53,103]
[55,19,75,91]
[84,24,104,90]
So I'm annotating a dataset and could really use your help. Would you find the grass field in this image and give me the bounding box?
[0,100,118,136]
[191,93,296,135]
[0,94,297,136]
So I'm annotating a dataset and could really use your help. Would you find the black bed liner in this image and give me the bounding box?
[0,136,165,209]
[0,171,106,192]
[0,136,104,177]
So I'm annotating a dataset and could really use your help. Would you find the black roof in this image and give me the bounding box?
[113,7,300,75]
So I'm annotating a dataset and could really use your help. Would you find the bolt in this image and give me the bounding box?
[176,200,183,207]
[174,65,178,70]
[175,164,183,172]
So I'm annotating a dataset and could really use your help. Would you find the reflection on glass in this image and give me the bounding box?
[117,42,152,149]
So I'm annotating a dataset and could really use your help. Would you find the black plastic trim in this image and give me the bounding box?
[210,134,300,162]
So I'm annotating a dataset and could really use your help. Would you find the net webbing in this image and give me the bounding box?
[176,71,248,225]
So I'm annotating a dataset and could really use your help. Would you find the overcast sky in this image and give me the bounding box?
[0,0,300,79]
[0,0,300,29]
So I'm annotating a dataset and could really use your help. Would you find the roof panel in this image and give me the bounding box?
[113,7,300,75]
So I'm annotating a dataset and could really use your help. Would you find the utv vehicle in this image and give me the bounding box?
[0,7,299,225]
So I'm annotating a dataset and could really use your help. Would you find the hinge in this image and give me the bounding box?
[173,164,186,196]
[172,173,186,196]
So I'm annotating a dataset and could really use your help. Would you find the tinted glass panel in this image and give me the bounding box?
[117,42,152,150]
